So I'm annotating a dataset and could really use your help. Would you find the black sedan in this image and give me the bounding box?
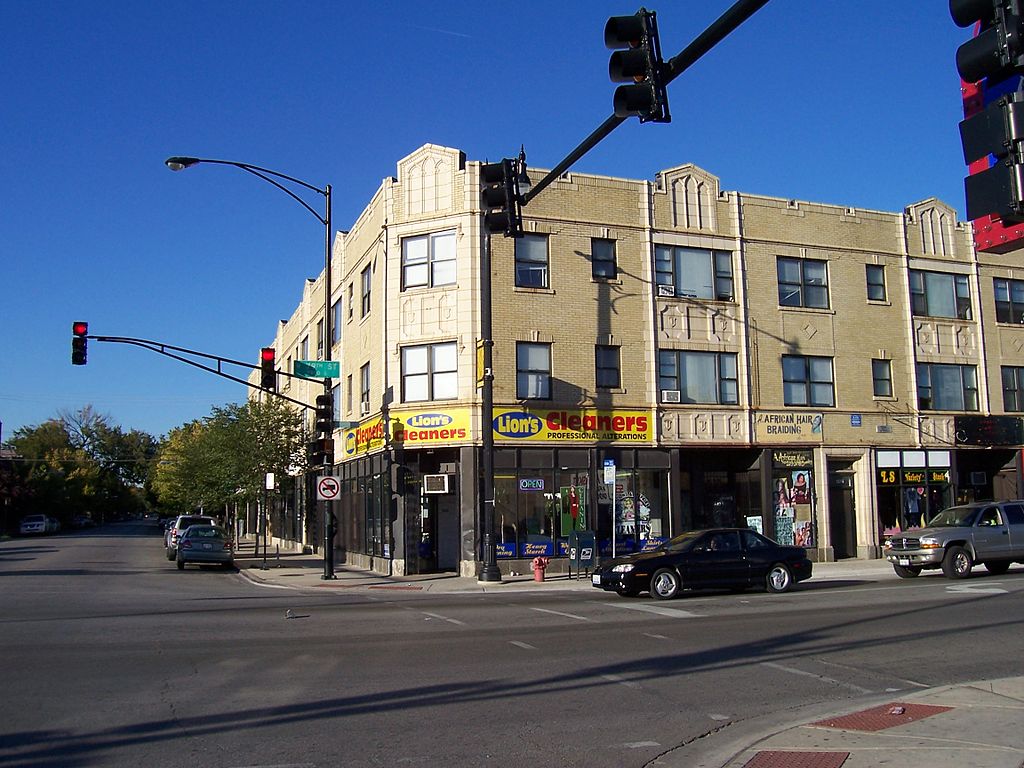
[591,528,812,599]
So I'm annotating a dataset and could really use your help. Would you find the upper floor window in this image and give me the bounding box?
[331,299,342,343]
[346,374,353,415]
[595,345,621,389]
[316,320,325,358]
[347,283,354,321]
[1002,366,1024,412]
[360,265,372,317]
[917,363,978,411]
[777,257,829,309]
[909,270,971,320]
[516,342,551,399]
[994,277,1024,323]
[591,238,617,280]
[402,231,456,290]
[515,234,549,289]
[401,342,458,402]
[658,350,738,404]
[300,335,309,361]
[783,354,835,407]
[866,264,887,302]
[872,359,893,397]
[655,245,733,300]
[359,362,371,413]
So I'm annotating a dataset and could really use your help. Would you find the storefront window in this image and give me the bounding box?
[598,468,669,556]
[877,450,952,535]
[770,451,815,547]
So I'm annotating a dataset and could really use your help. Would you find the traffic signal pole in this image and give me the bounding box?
[523,0,770,206]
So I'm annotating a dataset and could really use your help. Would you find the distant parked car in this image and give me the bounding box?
[175,525,234,570]
[71,514,95,529]
[591,528,813,599]
[20,515,60,535]
[165,514,217,560]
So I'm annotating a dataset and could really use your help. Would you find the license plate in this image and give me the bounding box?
[203,543,212,550]
[898,557,910,566]
[591,574,601,585]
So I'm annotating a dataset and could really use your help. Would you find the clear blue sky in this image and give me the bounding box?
[1,1,967,441]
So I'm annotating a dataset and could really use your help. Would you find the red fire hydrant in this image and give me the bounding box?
[532,556,550,582]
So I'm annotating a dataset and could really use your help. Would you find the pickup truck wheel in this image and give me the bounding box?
[984,560,1011,575]
[893,564,922,578]
[941,545,973,579]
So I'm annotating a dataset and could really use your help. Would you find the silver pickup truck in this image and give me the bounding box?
[883,500,1024,579]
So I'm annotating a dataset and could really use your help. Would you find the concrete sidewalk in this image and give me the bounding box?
[231,543,1024,768]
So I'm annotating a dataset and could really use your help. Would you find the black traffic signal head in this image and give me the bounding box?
[480,159,523,237]
[308,437,334,468]
[314,393,334,435]
[951,0,1024,84]
[72,321,88,366]
[605,10,670,123]
[260,347,276,391]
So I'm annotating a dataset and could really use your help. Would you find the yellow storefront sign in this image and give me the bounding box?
[343,408,473,457]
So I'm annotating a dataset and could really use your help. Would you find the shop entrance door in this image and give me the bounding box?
[828,466,857,559]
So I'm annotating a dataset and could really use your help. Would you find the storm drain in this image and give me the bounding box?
[810,702,953,732]
[742,751,849,768]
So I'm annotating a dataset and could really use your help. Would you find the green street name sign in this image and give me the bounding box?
[294,360,340,379]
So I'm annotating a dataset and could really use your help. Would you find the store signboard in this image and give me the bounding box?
[754,411,823,444]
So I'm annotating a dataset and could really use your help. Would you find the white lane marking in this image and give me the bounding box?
[602,673,640,689]
[946,582,1008,595]
[529,606,593,621]
[603,601,703,618]
[709,713,731,721]
[623,741,661,748]
[509,640,536,650]
[761,661,874,694]
[422,611,465,626]
[643,633,670,640]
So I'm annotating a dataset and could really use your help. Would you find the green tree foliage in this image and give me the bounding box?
[5,407,158,528]
[151,398,307,516]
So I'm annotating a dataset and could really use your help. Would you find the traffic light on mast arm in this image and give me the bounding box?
[71,321,88,365]
[951,0,1024,221]
[605,9,670,123]
[260,347,277,392]
[480,159,524,238]
[314,393,334,436]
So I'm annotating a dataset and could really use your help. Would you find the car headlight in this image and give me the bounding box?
[882,539,892,550]
[919,537,941,549]
[611,563,635,573]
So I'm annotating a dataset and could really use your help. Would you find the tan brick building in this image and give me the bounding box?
[257,144,1024,577]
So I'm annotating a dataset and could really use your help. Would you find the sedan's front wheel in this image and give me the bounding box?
[176,558,185,571]
[650,568,681,600]
[765,564,793,593]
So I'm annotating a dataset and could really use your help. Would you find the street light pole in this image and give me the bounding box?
[164,155,336,579]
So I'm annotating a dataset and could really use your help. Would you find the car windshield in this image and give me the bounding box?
[23,515,44,523]
[184,526,225,539]
[927,506,979,527]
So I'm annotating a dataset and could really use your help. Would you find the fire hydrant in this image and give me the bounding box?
[531,556,550,582]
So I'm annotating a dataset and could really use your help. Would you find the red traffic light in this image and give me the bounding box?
[73,321,88,337]
[261,347,276,362]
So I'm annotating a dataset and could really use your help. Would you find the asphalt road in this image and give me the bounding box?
[2,521,1024,767]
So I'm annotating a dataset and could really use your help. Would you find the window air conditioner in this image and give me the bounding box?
[656,284,675,297]
[360,400,370,415]
[969,471,986,486]
[661,389,681,403]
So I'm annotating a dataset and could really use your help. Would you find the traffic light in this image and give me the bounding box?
[260,347,276,392]
[951,0,1024,85]
[308,437,334,468]
[952,0,1024,221]
[480,159,523,238]
[314,393,334,436]
[71,321,88,366]
[605,9,670,123]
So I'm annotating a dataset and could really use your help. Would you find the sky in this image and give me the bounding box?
[1,1,969,442]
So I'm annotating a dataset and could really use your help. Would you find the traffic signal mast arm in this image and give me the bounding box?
[88,334,313,411]
[522,0,770,206]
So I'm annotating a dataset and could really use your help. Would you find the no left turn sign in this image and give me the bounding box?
[316,476,342,501]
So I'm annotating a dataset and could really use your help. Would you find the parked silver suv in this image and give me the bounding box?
[883,500,1024,579]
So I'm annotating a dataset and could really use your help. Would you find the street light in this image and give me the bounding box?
[165,154,337,580]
